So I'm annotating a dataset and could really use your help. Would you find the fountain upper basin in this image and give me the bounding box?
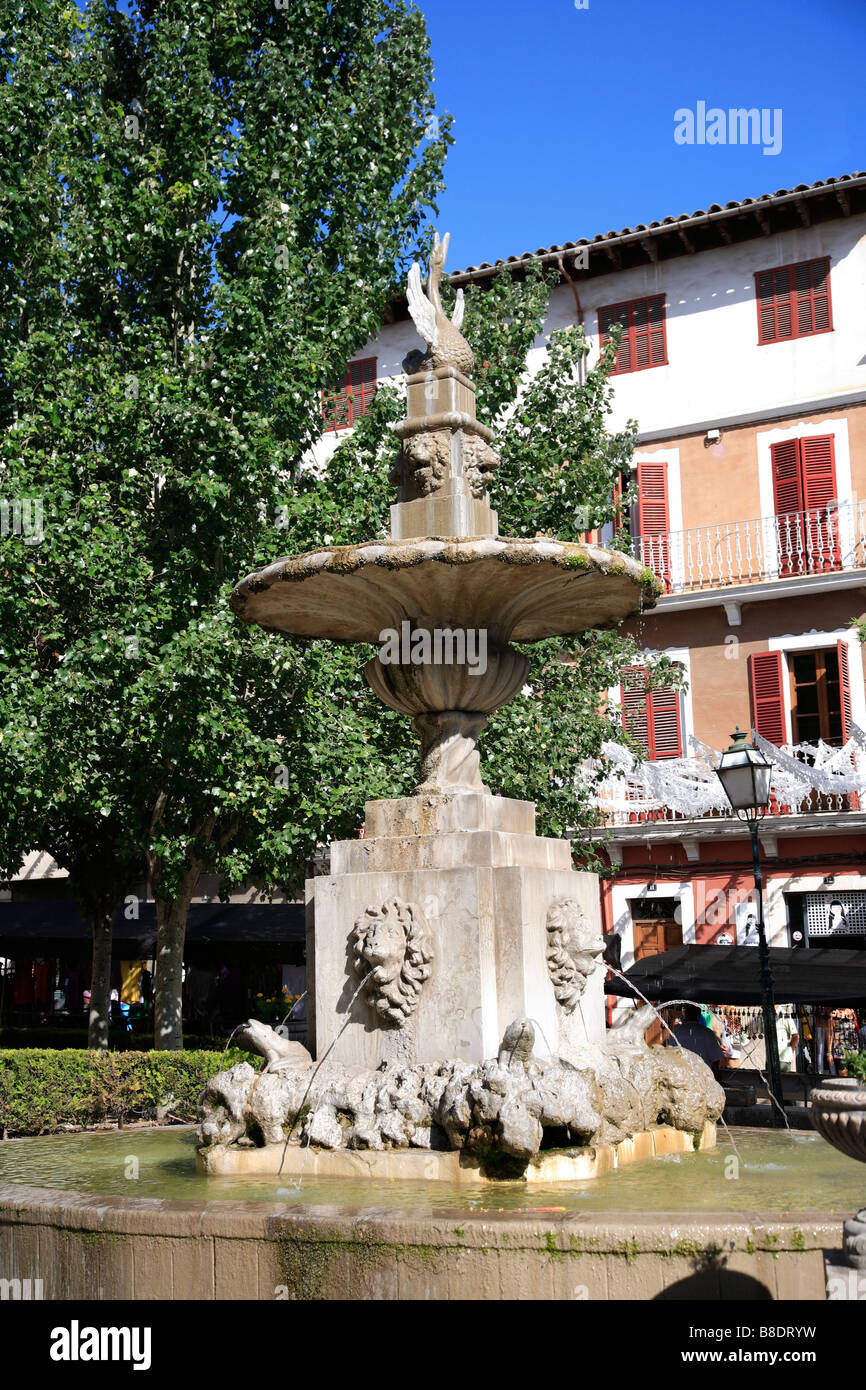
[230,535,659,643]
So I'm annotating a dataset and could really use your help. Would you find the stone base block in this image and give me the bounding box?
[390,494,497,541]
[364,792,536,838]
[405,364,476,420]
[331,830,571,875]
[306,862,604,1067]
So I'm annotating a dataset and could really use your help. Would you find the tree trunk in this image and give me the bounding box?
[153,873,199,1051]
[87,912,113,1050]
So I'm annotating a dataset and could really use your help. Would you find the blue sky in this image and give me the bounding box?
[422,0,866,270]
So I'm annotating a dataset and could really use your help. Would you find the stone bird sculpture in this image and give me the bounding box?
[404,230,475,376]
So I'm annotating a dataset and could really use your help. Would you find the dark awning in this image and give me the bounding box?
[605,944,866,1007]
[0,900,305,957]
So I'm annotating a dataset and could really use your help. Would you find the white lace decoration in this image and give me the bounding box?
[587,726,866,822]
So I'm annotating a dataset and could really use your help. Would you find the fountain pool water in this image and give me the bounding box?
[1,1125,862,1215]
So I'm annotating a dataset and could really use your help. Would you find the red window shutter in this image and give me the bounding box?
[321,357,377,430]
[348,357,377,415]
[636,459,671,590]
[749,651,786,745]
[632,299,651,369]
[808,258,831,332]
[599,296,665,374]
[773,267,793,340]
[771,441,803,575]
[600,303,631,372]
[771,439,803,518]
[755,257,832,344]
[801,434,839,570]
[620,666,650,752]
[646,295,666,366]
[794,262,813,335]
[756,270,777,344]
[837,639,854,743]
[800,434,836,511]
[620,666,682,760]
[648,685,683,759]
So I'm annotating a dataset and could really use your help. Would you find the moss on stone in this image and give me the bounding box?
[275,1225,447,1300]
[64,1229,125,1248]
[669,1239,718,1261]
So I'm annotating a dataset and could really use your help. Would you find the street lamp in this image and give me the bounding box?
[716,727,785,1128]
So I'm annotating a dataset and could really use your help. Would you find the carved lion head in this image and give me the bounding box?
[403,431,450,496]
[545,897,605,1012]
[352,898,433,1026]
[461,435,500,499]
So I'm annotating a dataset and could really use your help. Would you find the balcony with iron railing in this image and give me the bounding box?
[588,732,866,830]
[637,500,866,595]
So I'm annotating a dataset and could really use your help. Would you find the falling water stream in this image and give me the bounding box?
[605,968,758,1159]
[278,990,307,1031]
[274,970,374,1185]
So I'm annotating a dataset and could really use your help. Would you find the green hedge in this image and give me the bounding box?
[0,1028,234,1052]
[0,1048,249,1136]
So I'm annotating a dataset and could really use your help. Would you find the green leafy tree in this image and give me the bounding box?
[0,0,449,1048]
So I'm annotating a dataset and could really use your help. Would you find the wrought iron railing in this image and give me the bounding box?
[637,500,866,593]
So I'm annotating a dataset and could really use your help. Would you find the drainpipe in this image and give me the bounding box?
[556,254,586,384]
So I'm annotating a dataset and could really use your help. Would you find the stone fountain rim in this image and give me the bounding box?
[810,1079,866,1109]
[231,534,661,634]
[0,1176,846,1231]
[233,535,658,592]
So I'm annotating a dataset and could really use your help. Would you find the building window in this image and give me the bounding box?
[620,665,683,759]
[771,435,839,574]
[755,257,832,345]
[321,357,377,431]
[598,294,667,374]
[789,649,844,745]
[634,458,671,590]
[748,642,853,747]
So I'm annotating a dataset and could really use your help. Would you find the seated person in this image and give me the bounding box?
[665,1004,726,1075]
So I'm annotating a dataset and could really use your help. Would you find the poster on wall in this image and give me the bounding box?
[805,891,866,937]
[735,900,761,946]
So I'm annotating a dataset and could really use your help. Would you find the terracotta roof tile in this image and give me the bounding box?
[450,173,866,282]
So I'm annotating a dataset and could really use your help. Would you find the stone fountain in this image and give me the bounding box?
[810,1076,866,1274]
[199,233,723,1179]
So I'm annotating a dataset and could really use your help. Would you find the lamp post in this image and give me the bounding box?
[716,727,785,1128]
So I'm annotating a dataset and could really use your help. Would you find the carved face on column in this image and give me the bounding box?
[461,435,500,499]
[545,898,605,1012]
[352,898,433,1026]
[402,431,450,496]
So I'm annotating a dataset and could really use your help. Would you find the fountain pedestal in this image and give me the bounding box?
[305,791,605,1068]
